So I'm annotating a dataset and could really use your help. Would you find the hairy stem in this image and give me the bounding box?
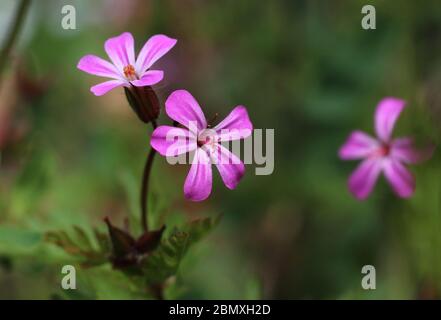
[140,120,158,232]
[0,0,32,79]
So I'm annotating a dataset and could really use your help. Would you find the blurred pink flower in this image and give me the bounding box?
[77,32,176,96]
[150,90,253,201]
[339,97,433,200]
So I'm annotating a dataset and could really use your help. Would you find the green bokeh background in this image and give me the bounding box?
[1,0,441,299]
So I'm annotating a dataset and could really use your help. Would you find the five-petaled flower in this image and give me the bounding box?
[339,97,433,200]
[150,90,253,201]
[77,32,177,96]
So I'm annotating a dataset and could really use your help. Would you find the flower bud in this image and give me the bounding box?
[104,217,165,269]
[124,85,160,124]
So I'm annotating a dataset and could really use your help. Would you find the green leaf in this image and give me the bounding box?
[184,214,222,246]
[141,215,221,285]
[0,226,42,255]
[93,228,111,254]
[45,226,110,267]
[141,229,189,284]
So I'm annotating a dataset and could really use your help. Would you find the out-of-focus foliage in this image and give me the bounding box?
[44,215,219,298]
[1,0,441,299]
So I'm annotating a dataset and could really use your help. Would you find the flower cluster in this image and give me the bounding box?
[76,31,436,299]
[78,32,252,201]
[78,33,434,204]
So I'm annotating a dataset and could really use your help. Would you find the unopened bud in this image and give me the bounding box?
[124,85,160,124]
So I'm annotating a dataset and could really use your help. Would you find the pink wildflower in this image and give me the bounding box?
[150,90,253,201]
[77,32,176,96]
[339,97,433,200]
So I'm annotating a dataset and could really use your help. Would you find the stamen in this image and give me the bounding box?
[371,144,390,158]
[378,144,390,156]
[123,64,137,80]
[197,129,216,148]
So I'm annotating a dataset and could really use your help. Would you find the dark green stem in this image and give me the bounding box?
[0,0,32,79]
[140,120,158,232]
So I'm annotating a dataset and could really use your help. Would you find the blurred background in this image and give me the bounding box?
[1,0,441,299]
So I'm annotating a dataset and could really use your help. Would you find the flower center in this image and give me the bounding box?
[372,144,390,158]
[197,129,217,148]
[123,64,137,81]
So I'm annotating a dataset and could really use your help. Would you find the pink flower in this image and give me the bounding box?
[150,90,253,201]
[339,97,433,200]
[77,32,177,96]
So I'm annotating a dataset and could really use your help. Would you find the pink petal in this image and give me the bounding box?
[150,126,197,157]
[383,159,415,198]
[165,90,207,131]
[390,138,434,164]
[339,130,379,160]
[104,32,135,73]
[211,144,245,190]
[374,97,406,143]
[184,148,212,201]
[77,55,121,80]
[90,80,125,96]
[213,106,253,141]
[348,158,382,200]
[131,70,164,87]
[135,34,177,75]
